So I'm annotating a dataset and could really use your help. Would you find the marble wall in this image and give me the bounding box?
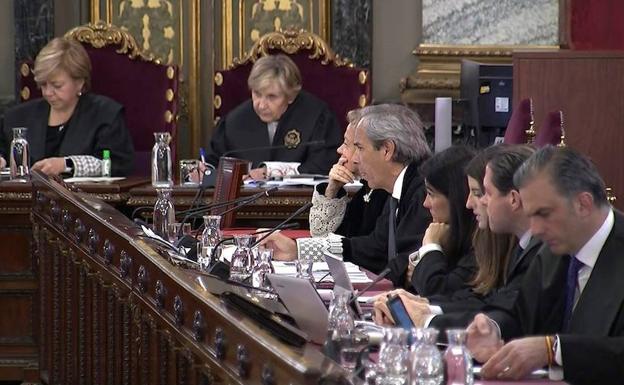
[331,0,372,68]
[423,0,558,45]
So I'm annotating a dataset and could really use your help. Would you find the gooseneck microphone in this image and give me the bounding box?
[251,201,313,247]
[221,140,326,158]
[349,267,392,305]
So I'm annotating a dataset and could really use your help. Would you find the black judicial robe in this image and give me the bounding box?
[489,210,624,385]
[410,248,477,297]
[315,180,389,238]
[425,237,543,331]
[206,90,341,175]
[0,93,134,176]
[341,161,432,286]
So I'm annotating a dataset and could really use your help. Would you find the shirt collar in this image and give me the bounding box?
[518,230,532,250]
[575,209,614,268]
[392,166,408,201]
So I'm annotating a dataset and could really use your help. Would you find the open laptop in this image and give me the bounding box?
[267,274,329,344]
[323,251,363,317]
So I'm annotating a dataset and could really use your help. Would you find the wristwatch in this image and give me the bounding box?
[64,157,74,174]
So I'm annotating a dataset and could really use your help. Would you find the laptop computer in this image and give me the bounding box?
[323,251,363,317]
[267,274,329,344]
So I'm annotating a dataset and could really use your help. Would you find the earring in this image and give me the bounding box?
[78,91,82,97]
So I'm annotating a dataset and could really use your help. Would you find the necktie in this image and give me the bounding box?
[562,255,584,332]
[387,197,398,260]
[267,122,278,143]
[505,243,524,283]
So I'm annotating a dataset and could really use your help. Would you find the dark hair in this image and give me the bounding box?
[420,145,476,262]
[514,145,608,206]
[465,145,517,294]
[487,144,536,194]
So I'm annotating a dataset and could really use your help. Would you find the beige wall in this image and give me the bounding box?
[0,1,14,101]
[372,0,421,103]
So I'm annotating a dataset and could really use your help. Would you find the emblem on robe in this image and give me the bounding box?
[284,129,301,149]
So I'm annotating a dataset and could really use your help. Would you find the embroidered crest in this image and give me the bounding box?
[284,129,301,149]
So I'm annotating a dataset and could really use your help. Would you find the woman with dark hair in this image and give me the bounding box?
[407,145,477,296]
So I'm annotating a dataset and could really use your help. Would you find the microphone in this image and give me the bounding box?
[251,201,313,247]
[349,267,392,305]
[221,140,326,158]
[180,186,279,219]
[175,186,280,262]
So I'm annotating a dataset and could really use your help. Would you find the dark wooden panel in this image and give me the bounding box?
[513,50,624,209]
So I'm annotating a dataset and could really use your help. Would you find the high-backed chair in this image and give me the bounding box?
[213,28,371,131]
[535,111,565,148]
[18,21,179,176]
[503,98,534,144]
[211,157,250,228]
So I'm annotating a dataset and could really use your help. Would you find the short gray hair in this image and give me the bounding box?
[357,104,431,165]
[513,145,608,207]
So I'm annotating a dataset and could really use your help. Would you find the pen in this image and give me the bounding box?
[199,147,206,164]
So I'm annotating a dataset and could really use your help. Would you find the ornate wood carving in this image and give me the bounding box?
[74,218,86,243]
[137,265,148,293]
[214,328,226,361]
[236,344,250,379]
[192,310,204,342]
[120,251,132,279]
[231,28,353,68]
[155,280,166,310]
[261,365,275,385]
[173,295,184,327]
[65,21,159,63]
[103,239,115,265]
[88,228,99,255]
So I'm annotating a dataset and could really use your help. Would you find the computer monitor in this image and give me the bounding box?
[460,59,513,147]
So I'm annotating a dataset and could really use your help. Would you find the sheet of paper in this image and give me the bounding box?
[65,176,126,183]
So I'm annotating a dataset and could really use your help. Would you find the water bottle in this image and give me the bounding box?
[229,234,254,282]
[409,328,444,385]
[444,329,474,385]
[199,215,222,269]
[377,327,410,385]
[101,149,111,177]
[9,127,30,181]
[250,248,275,296]
[151,132,173,188]
[153,188,175,239]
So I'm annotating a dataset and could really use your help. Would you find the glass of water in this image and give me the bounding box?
[296,253,314,284]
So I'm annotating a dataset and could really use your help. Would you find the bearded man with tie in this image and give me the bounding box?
[466,145,624,385]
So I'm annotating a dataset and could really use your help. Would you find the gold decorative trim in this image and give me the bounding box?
[0,192,32,201]
[20,87,30,101]
[65,21,158,63]
[606,187,617,205]
[525,99,536,144]
[358,71,367,85]
[165,110,173,123]
[557,110,566,147]
[214,72,223,86]
[166,89,174,102]
[230,29,352,69]
[414,44,560,57]
[20,63,30,77]
[214,95,222,109]
[358,95,367,108]
[411,78,460,90]
[166,66,175,79]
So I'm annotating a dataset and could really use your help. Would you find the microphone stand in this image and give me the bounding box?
[251,201,313,247]
[349,267,392,305]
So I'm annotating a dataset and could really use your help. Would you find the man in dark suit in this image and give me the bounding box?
[262,104,432,286]
[373,145,543,328]
[467,146,624,385]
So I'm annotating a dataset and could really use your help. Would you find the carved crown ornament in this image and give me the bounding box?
[229,28,353,69]
[65,21,159,64]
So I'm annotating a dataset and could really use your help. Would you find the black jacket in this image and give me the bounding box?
[341,161,431,285]
[489,211,624,385]
[206,90,342,175]
[426,236,542,330]
[0,93,134,176]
